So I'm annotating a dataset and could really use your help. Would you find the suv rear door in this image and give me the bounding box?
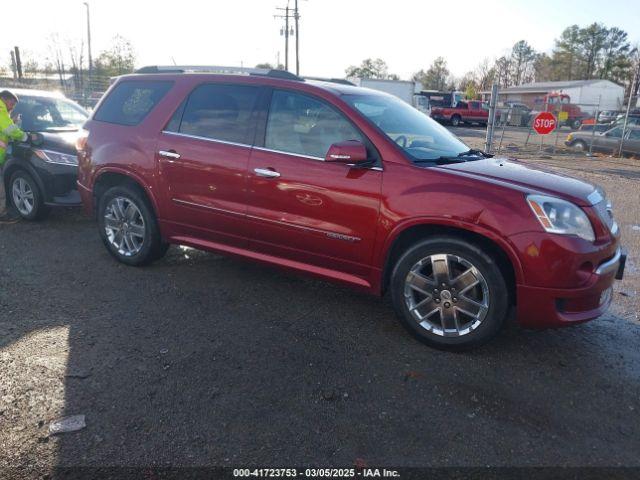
[157,83,261,246]
[246,88,382,284]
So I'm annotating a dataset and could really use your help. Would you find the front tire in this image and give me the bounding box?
[572,140,588,152]
[97,185,167,266]
[450,115,461,127]
[390,237,509,350]
[10,170,49,220]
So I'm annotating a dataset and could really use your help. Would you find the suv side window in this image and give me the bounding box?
[94,81,173,126]
[607,127,623,138]
[265,90,364,159]
[177,84,259,144]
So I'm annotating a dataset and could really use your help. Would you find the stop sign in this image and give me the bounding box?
[533,112,557,135]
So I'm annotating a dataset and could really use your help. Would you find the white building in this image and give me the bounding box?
[483,79,625,114]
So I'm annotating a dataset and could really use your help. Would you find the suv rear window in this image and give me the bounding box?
[94,80,173,126]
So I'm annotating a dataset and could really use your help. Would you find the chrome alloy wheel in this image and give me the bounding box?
[12,177,35,216]
[104,197,146,257]
[403,254,490,337]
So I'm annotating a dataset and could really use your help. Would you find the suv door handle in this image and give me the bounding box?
[159,150,181,159]
[254,168,280,178]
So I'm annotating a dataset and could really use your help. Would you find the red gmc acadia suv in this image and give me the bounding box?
[77,66,626,349]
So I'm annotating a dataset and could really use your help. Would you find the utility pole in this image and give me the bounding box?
[84,2,93,90]
[285,5,289,71]
[294,0,300,75]
[10,50,17,79]
[14,46,23,80]
[275,4,295,72]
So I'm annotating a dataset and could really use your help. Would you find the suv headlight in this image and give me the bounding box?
[34,149,78,166]
[527,194,595,242]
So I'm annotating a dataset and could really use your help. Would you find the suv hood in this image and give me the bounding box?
[434,157,597,206]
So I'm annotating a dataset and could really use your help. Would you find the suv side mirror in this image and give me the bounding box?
[325,140,368,165]
[29,132,44,146]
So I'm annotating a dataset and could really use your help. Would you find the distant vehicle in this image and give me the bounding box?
[3,88,89,220]
[598,110,621,124]
[420,90,465,109]
[497,102,532,127]
[578,114,640,133]
[351,78,430,115]
[430,100,489,126]
[534,92,589,130]
[566,126,640,156]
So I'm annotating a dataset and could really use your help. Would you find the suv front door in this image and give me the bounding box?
[246,89,382,285]
[157,83,260,246]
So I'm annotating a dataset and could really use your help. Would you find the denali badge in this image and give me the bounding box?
[326,232,360,242]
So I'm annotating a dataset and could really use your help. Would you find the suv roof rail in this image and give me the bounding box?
[304,76,356,86]
[135,65,303,81]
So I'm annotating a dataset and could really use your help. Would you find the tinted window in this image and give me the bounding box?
[265,90,363,158]
[178,84,259,144]
[628,129,640,140]
[13,96,88,132]
[94,81,173,126]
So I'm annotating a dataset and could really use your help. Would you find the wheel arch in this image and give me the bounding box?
[2,161,47,205]
[92,168,160,219]
[381,222,522,305]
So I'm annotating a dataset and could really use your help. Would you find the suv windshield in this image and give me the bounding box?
[13,96,88,132]
[343,93,470,162]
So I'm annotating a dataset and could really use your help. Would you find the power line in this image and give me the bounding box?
[274,1,303,74]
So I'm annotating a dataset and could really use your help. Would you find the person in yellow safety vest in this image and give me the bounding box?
[0,90,29,222]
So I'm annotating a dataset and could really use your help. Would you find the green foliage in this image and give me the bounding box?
[413,57,450,90]
[255,63,285,70]
[464,83,477,100]
[95,35,136,77]
[345,58,397,79]
[550,23,632,82]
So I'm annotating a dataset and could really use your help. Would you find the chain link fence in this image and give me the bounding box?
[483,86,639,159]
[0,74,112,110]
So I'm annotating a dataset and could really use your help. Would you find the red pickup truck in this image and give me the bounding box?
[431,100,489,127]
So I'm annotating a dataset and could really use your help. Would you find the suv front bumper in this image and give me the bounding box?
[516,247,626,328]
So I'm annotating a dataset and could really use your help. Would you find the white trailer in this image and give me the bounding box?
[350,78,430,115]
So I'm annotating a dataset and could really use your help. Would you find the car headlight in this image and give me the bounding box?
[527,194,595,242]
[566,133,573,141]
[34,149,78,166]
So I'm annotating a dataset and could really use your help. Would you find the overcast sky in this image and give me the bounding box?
[6,0,640,79]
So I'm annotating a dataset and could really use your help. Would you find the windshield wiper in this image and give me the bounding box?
[413,148,494,164]
[457,148,493,158]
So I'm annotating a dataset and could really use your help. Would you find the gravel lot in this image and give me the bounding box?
[1,133,639,477]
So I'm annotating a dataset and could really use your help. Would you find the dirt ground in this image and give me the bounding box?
[0,137,639,478]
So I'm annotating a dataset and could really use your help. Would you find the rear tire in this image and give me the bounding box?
[97,185,168,266]
[390,236,509,350]
[572,140,588,152]
[9,170,49,220]
[571,119,582,130]
[450,115,461,127]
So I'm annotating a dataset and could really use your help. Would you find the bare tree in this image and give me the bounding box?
[48,34,68,89]
[69,39,85,92]
[474,58,496,91]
